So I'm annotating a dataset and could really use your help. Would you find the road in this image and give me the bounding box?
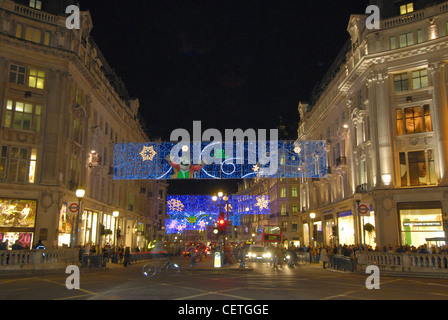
[2,256,448,304]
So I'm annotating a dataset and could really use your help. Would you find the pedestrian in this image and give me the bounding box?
[190,247,197,267]
[239,243,246,268]
[288,246,297,268]
[12,240,24,250]
[320,246,329,269]
[123,247,131,267]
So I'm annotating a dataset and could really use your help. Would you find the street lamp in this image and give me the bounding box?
[74,188,85,248]
[309,212,316,246]
[354,192,363,249]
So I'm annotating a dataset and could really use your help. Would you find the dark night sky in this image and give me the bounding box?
[77,0,369,195]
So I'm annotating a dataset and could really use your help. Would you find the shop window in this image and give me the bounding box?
[4,100,41,132]
[28,69,45,89]
[9,64,26,85]
[396,105,431,135]
[399,204,443,247]
[399,150,437,186]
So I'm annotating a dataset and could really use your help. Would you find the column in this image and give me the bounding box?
[429,61,448,185]
[371,71,393,187]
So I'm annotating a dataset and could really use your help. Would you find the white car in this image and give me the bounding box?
[247,246,269,262]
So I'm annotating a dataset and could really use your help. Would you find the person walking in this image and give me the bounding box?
[320,246,329,269]
[239,243,246,268]
[123,247,131,267]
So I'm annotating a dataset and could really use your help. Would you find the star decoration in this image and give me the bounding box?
[140,145,157,161]
[254,195,269,211]
[252,164,259,172]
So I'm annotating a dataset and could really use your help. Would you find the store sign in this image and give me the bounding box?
[0,198,37,228]
[403,221,442,227]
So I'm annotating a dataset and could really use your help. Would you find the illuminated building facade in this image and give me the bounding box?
[297,0,448,248]
[0,0,167,250]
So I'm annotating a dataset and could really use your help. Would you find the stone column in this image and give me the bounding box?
[429,61,448,185]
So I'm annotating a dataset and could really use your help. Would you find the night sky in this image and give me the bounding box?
[77,0,369,195]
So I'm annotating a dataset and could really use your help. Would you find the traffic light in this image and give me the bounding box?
[218,212,226,234]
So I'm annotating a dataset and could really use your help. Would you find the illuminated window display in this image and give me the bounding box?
[399,204,444,247]
[0,198,36,249]
[338,210,355,245]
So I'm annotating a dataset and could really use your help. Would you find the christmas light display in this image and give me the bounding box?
[165,195,271,234]
[113,140,327,180]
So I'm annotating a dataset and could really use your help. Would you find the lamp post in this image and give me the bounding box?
[354,192,363,249]
[309,212,316,247]
[74,188,85,248]
[113,210,119,257]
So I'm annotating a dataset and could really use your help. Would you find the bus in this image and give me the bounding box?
[262,225,282,243]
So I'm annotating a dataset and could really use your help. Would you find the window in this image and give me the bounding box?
[9,64,26,85]
[16,24,22,38]
[399,150,436,186]
[394,73,409,92]
[390,36,396,50]
[44,32,50,46]
[399,32,413,48]
[400,3,414,15]
[412,69,428,89]
[281,204,287,216]
[0,146,36,183]
[292,204,298,215]
[25,27,41,44]
[291,186,298,197]
[396,105,431,135]
[29,0,42,10]
[280,187,286,198]
[28,69,45,89]
[417,29,423,43]
[4,100,41,132]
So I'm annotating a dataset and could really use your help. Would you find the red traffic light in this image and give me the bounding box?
[218,219,225,225]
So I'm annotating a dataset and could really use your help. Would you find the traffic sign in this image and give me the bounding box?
[68,203,79,214]
[358,203,370,216]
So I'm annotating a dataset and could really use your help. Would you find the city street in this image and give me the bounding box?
[2,256,448,302]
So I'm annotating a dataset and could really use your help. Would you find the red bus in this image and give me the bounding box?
[262,225,282,243]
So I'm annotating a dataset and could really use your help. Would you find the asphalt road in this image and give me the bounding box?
[2,256,448,304]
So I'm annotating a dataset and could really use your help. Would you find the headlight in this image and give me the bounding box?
[286,255,290,259]
[263,252,271,258]
[251,253,257,257]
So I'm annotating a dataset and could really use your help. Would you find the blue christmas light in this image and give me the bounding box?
[165,195,271,234]
[114,140,327,180]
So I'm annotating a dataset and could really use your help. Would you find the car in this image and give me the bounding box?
[182,247,197,257]
[196,245,211,255]
[247,245,269,262]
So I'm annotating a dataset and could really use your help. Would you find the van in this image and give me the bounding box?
[247,245,267,262]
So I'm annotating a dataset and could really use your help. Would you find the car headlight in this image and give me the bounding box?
[263,252,271,258]
[286,255,290,259]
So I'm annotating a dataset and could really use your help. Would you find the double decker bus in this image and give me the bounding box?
[262,225,282,243]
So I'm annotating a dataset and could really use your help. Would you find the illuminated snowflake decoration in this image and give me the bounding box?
[254,195,269,211]
[225,203,232,212]
[252,164,259,172]
[167,198,184,212]
[139,145,157,161]
[198,220,207,230]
